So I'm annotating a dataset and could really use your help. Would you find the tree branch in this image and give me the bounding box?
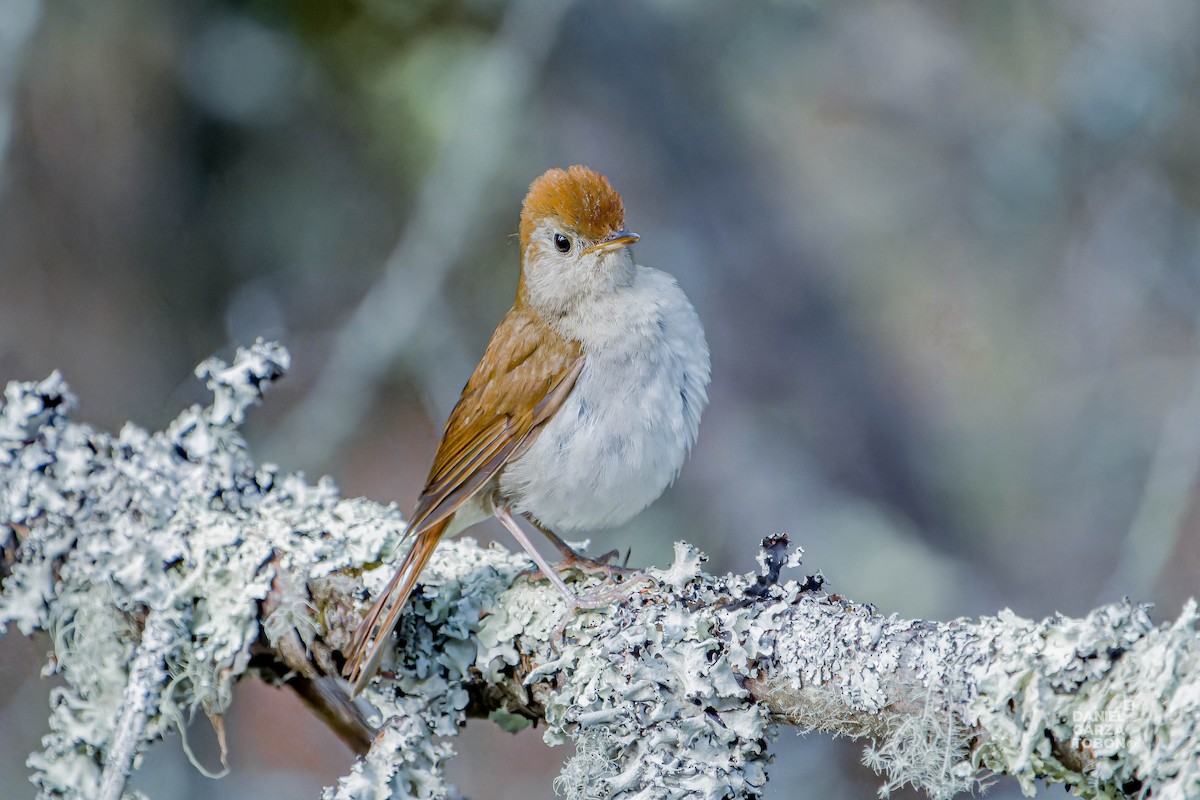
[2,342,1197,799]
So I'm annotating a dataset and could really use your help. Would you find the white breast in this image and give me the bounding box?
[499,266,710,531]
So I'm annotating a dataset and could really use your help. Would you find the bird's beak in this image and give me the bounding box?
[582,230,640,255]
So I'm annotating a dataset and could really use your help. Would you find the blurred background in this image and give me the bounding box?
[2,0,1199,797]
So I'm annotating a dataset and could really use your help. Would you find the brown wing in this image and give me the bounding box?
[343,305,582,692]
[407,304,584,534]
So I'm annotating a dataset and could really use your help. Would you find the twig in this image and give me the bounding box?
[97,610,175,800]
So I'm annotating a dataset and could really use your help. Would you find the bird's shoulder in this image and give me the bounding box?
[423,305,583,488]
[458,304,582,416]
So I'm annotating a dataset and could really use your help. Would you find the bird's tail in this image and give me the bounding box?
[342,517,451,695]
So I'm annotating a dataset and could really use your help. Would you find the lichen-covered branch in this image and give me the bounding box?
[2,342,1198,800]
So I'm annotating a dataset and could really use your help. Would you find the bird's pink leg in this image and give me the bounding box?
[492,504,645,609]
[527,518,631,573]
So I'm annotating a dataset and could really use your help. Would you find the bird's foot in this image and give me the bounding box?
[546,569,653,649]
[556,547,638,577]
[500,509,649,610]
[514,558,648,607]
[529,519,637,575]
[567,568,650,608]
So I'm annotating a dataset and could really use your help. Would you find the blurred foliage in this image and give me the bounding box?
[3,1,1200,798]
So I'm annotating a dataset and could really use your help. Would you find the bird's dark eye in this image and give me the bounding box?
[553,233,571,253]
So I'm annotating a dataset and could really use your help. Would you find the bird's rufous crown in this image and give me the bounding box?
[519,166,626,254]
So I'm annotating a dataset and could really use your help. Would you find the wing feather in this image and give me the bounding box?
[342,304,583,692]
[407,306,583,532]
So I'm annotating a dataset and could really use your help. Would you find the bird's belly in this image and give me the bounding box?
[499,360,694,531]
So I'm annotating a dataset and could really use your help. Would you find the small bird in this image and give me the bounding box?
[343,166,710,693]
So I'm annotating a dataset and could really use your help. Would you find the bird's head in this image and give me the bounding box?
[517,166,639,316]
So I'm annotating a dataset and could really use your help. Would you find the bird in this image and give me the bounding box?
[342,165,710,694]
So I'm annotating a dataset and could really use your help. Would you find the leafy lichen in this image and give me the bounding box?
[967,600,1200,798]
[0,341,402,799]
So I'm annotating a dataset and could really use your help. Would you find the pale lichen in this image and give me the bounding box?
[336,539,776,800]
[0,341,401,799]
[324,537,526,800]
[513,548,775,800]
[966,600,1200,798]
